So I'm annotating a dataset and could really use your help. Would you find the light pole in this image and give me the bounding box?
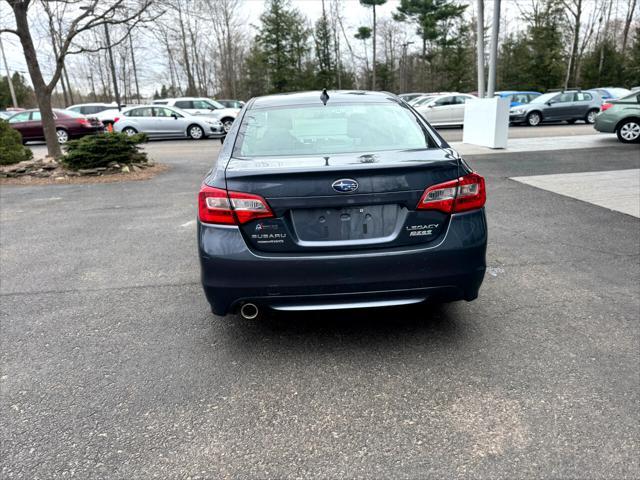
[476,0,485,98]
[486,0,501,97]
[0,35,18,108]
[401,41,414,93]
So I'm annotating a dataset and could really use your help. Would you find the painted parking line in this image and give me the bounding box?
[511,169,640,218]
[452,134,617,155]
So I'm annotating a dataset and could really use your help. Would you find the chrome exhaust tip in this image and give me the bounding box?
[239,303,259,320]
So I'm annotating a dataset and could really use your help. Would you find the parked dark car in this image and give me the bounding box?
[7,109,103,144]
[198,91,487,319]
[509,90,602,126]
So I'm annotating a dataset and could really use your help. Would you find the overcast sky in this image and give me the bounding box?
[0,0,584,94]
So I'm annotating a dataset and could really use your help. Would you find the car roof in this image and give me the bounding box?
[250,90,400,109]
[496,91,540,95]
[68,103,116,107]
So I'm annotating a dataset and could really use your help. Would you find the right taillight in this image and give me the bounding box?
[417,172,486,214]
[198,185,274,225]
[113,117,120,123]
[600,103,613,112]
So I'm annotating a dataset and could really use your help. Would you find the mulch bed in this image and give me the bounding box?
[0,157,169,185]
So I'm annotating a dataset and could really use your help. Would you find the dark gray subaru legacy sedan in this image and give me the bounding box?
[198,91,487,319]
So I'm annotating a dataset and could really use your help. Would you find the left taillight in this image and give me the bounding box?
[417,172,486,214]
[198,185,274,225]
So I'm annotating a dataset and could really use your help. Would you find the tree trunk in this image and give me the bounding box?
[177,1,197,96]
[129,32,141,103]
[11,2,61,157]
[622,0,637,50]
[564,0,582,89]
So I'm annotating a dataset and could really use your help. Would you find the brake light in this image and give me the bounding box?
[198,185,274,225]
[600,102,613,112]
[417,172,486,213]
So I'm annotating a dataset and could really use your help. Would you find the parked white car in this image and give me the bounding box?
[67,102,123,127]
[152,97,239,132]
[414,93,477,126]
[113,105,224,140]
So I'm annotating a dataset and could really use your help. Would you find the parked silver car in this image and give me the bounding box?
[113,105,224,140]
[414,93,477,126]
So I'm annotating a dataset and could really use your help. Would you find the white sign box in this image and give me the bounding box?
[462,97,510,149]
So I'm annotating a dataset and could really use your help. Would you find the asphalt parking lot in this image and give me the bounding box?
[1,138,639,478]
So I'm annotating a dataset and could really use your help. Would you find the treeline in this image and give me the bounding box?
[2,0,639,111]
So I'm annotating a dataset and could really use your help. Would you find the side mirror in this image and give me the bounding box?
[171,113,178,119]
[428,104,434,108]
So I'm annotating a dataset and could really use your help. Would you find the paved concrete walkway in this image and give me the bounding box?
[452,133,624,155]
[511,168,640,218]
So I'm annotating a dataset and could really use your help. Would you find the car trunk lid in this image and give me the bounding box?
[222,149,460,253]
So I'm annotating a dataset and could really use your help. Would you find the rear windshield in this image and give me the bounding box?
[234,103,433,157]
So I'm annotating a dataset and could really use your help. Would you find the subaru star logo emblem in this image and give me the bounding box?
[332,178,359,193]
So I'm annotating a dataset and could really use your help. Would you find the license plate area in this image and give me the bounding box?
[291,204,401,242]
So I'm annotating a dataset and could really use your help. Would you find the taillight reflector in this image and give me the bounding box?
[198,185,274,225]
[417,172,486,213]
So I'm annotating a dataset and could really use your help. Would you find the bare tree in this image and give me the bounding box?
[622,0,637,50]
[562,0,582,89]
[2,0,155,158]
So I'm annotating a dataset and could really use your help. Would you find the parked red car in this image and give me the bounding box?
[6,109,103,144]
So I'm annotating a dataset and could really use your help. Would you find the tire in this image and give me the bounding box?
[585,109,598,124]
[188,124,204,140]
[526,111,542,126]
[616,119,640,143]
[56,128,69,144]
[122,127,138,136]
[221,118,234,133]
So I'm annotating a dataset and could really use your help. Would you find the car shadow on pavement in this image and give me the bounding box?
[216,302,470,354]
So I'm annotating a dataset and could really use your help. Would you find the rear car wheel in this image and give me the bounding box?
[122,127,138,136]
[526,112,542,126]
[616,119,640,143]
[56,128,69,144]
[585,109,598,124]
[188,124,204,140]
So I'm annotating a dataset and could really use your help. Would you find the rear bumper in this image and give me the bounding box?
[198,209,487,315]
[207,125,225,138]
[593,113,616,133]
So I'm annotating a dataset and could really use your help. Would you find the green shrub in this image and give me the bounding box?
[61,132,148,170]
[0,119,32,165]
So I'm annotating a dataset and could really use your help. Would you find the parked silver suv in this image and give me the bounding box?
[152,97,239,132]
[509,90,602,126]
